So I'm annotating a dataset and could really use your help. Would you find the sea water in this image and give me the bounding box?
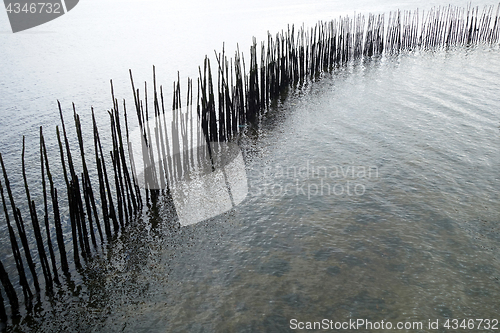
[0,0,499,332]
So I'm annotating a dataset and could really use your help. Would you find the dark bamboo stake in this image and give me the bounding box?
[123,100,143,210]
[92,110,112,238]
[39,128,60,285]
[0,257,19,318]
[80,173,96,246]
[0,153,40,296]
[117,99,137,215]
[0,285,7,326]
[56,126,81,268]
[73,108,103,245]
[160,86,174,188]
[0,175,32,308]
[58,104,90,258]
[144,81,160,203]
[22,137,54,292]
[151,69,168,193]
[108,112,125,227]
[110,82,134,219]
[95,117,119,234]
[41,131,69,275]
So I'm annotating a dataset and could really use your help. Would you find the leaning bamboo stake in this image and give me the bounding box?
[0,285,7,325]
[22,137,53,292]
[0,174,32,308]
[123,101,143,209]
[0,153,40,297]
[0,248,20,318]
[152,69,168,193]
[40,128,60,285]
[144,81,160,203]
[110,82,133,221]
[116,99,138,215]
[160,85,174,187]
[58,105,90,258]
[80,174,97,246]
[1,5,500,327]
[41,129,69,274]
[109,111,125,227]
[73,108,103,245]
[94,113,119,234]
[109,149,124,226]
[56,126,81,268]
[116,107,134,219]
[92,110,112,238]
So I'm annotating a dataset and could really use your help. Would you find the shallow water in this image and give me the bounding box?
[9,46,497,332]
[1,1,500,332]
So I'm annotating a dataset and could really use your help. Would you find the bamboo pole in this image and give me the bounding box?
[41,129,69,275]
[0,152,40,296]
[0,253,19,318]
[56,126,81,268]
[40,128,60,285]
[22,137,54,292]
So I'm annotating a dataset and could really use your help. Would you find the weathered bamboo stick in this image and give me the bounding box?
[39,128,60,285]
[22,137,54,292]
[56,126,81,268]
[123,100,143,209]
[73,108,103,246]
[0,258,19,318]
[0,153,40,296]
[58,103,90,258]
[0,285,7,326]
[41,129,69,274]
[92,110,112,239]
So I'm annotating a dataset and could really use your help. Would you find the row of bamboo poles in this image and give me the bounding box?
[197,4,500,143]
[1,3,500,329]
[0,98,144,323]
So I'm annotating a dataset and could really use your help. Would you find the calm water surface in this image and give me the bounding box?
[22,47,499,332]
[0,1,499,332]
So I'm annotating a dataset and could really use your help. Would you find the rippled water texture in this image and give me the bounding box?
[16,46,496,332]
[1,1,500,332]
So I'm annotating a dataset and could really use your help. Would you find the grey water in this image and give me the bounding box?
[1,0,500,332]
